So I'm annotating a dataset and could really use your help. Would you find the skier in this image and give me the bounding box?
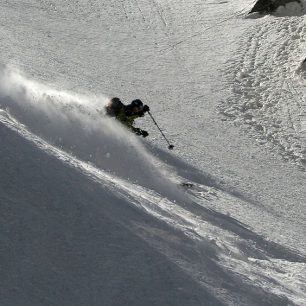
[105,97,150,137]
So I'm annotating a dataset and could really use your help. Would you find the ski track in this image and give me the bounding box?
[1,109,306,305]
[221,15,306,167]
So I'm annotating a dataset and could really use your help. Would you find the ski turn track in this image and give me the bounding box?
[221,15,306,168]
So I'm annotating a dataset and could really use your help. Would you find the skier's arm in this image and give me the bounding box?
[136,106,150,118]
[143,105,150,112]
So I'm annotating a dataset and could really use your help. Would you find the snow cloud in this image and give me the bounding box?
[0,65,182,198]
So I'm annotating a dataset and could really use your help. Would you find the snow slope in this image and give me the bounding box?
[222,13,306,166]
[0,0,306,305]
[1,80,305,306]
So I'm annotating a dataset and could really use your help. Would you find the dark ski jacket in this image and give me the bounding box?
[105,101,149,137]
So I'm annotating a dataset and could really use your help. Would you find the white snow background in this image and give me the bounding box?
[0,0,305,305]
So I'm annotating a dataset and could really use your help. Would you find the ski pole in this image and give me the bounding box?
[148,111,174,150]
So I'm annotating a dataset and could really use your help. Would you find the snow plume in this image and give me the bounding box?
[0,66,182,198]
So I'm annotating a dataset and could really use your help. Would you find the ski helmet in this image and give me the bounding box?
[131,99,143,108]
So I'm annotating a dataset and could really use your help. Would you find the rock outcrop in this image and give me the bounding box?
[250,0,302,14]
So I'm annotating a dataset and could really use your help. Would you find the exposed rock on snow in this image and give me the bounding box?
[250,0,306,15]
[250,0,276,14]
[298,57,306,77]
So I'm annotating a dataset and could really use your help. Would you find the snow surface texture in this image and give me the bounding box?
[222,7,306,167]
[0,0,306,305]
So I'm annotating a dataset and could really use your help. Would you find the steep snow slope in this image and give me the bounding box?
[250,0,306,15]
[1,91,306,305]
[0,121,219,306]
[0,0,306,305]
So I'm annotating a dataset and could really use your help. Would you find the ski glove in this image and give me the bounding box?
[143,105,150,113]
[141,130,149,138]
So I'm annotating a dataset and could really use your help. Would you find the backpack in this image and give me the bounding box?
[106,98,124,117]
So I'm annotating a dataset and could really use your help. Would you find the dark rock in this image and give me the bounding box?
[250,0,301,14]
